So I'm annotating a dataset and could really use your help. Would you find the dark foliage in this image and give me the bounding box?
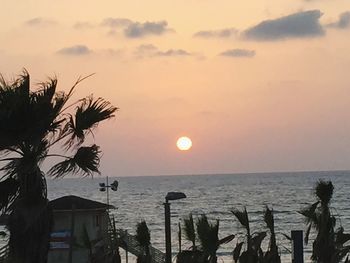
[231,207,267,263]
[299,180,350,263]
[136,220,152,263]
[0,70,117,263]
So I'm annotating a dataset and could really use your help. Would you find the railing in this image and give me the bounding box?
[107,214,165,263]
[115,229,165,263]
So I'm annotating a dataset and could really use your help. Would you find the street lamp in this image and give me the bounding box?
[99,176,118,207]
[164,192,186,263]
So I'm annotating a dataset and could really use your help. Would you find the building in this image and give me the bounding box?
[48,195,115,263]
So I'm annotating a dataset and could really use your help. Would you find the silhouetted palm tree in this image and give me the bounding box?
[177,214,204,263]
[136,220,151,263]
[184,213,197,251]
[0,70,117,263]
[299,180,350,263]
[263,206,280,263]
[196,214,235,263]
[232,207,266,263]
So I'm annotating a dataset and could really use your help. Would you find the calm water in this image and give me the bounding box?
[47,171,350,262]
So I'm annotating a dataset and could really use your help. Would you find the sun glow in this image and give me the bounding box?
[176,136,192,151]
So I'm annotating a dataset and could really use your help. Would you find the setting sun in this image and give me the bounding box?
[176,136,192,151]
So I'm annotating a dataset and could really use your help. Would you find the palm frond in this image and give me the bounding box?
[264,206,274,233]
[304,223,312,245]
[233,241,244,262]
[219,234,235,245]
[48,144,101,178]
[231,207,249,232]
[183,214,196,249]
[298,201,319,225]
[251,232,266,251]
[196,215,219,256]
[65,97,117,147]
[0,178,19,211]
[335,227,350,246]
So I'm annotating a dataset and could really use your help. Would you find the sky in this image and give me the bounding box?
[1,0,350,177]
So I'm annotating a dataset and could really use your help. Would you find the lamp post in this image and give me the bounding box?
[99,176,119,207]
[164,192,186,263]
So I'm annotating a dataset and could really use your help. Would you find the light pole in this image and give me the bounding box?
[164,192,186,263]
[99,176,119,207]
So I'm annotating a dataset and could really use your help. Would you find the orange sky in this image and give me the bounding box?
[1,0,350,176]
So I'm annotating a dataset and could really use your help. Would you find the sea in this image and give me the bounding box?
[47,170,350,262]
[3,170,350,262]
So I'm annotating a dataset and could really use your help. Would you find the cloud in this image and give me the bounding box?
[193,28,238,38]
[73,22,94,30]
[101,18,132,28]
[25,17,57,27]
[124,21,173,38]
[56,45,92,56]
[219,49,256,58]
[243,10,325,41]
[327,11,350,29]
[135,44,191,57]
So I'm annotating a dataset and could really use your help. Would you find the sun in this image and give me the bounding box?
[176,136,192,151]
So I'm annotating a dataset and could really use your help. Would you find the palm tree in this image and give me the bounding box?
[177,214,204,263]
[299,180,350,262]
[0,70,117,263]
[232,207,266,263]
[196,214,235,263]
[184,214,197,251]
[136,220,151,263]
[263,206,280,263]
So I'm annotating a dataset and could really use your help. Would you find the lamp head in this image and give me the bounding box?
[166,192,186,201]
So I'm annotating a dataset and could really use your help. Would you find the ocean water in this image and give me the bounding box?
[45,171,350,262]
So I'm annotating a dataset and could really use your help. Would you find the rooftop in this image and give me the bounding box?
[50,195,115,211]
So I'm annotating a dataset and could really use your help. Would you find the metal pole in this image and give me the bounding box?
[164,200,172,263]
[106,176,109,207]
[291,230,304,263]
[125,230,128,263]
[178,222,182,253]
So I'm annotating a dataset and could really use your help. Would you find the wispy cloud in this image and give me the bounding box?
[101,18,132,28]
[242,10,325,41]
[135,44,191,58]
[73,22,94,30]
[24,17,57,27]
[219,49,256,58]
[56,45,92,56]
[193,28,238,38]
[100,18,173,38]
[326,11,350,29]
[124,21,173,38]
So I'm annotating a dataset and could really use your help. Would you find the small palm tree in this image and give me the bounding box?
[263,206,281,263]
[0,70,117,263]
[196,214,235,263]
[177,214,204,263]
[136,220,151,263]
[184,213,197,251]
[299,180,350,263]
[232,207,266,263]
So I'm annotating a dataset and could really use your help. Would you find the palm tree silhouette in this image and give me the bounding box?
[299,180,350,263]
[232,207,266,263]
[0,70,117,263]
[136,220,152,263]
[196,214,234,263]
